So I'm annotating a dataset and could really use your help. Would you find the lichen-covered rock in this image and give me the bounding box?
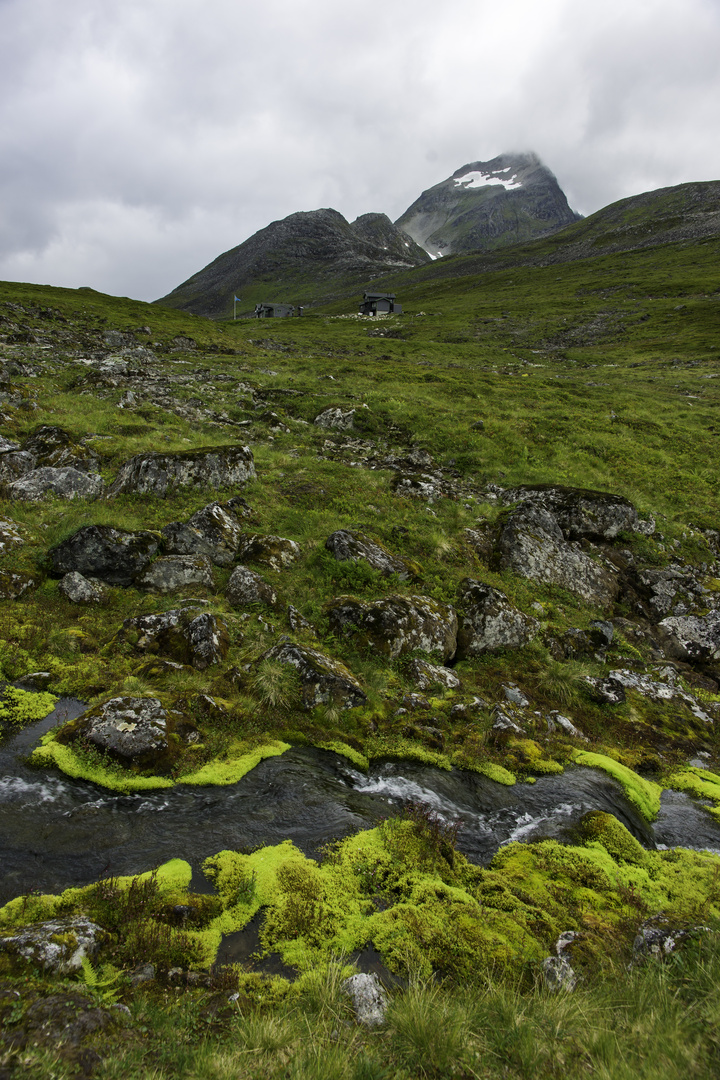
[500,484,638,540]
[325,529,418,579]
[226,565,277,607]
[0,916,103,974]
[541,955,577,991]
[0,568,35,599]
[407,658,460,691]
[6,466,104,501]
[342,972,387,1027]
[0,449,35,484]
[657,611,720,663]
[636,567,712,619]
[237,534,300,572]
[326,594,458,662]
[456,579,539,659]
[314,406,355,430]
[108,444,255,497]
[262,639,366,708]
[49,525,160,586]
[161,501,244,567]
[0,517,24,556]
[121,606,229,669]
[21,425,99,472]
[58,571,105,603]
[497,503,618,608]
[135,555,214,594]
[392,472,441,501]
[78,696,168,759]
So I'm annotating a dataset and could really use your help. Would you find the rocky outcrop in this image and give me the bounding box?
[49,525,161,586]
[500,484,639,540]
[0,425,102,500]
[78,696,168,760]
[657,612,720,664]
[314,407,355,430]
[456,579,539,658]
[161,501,244,567]
[6,465,104,501]
[0,568,35,599]
[58,571,106,604]
[108,445,255,497]
[226,565,277,607]
[326,594,458,662]
[0,916,104,974]
[135,555,215,594]
[237,534,300,571]
[325,529,418,579]
[120,606,229,669]
[407,658,460,691]
[262,639,366,709]
[0,517,24,555]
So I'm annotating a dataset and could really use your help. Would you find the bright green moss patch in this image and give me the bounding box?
[574,750,662,820]
[365,736,451,769]
[454,757,516,786]
[177,740,291,785]
[667,767,720,821]
[313,741,369,771]
[0,686,57,728]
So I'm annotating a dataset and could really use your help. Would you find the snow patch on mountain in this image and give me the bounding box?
[454,170,523,191]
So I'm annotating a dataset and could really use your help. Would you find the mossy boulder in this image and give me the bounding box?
[326,594,458,661]
[577,811,651,867]
[237,533,301,571]
[261,639,366,708]
[135,554,214,594]
[456,579,539,658]
[107,444,255,497]
[49,524,161,586]
[21,424,99,472]
[0,915,104,974]
[161,500,244,567]
[7,466,104,501]
[120,605,229,669]
[72,696,169,762]
[500,484,639,540]
[325,529,419,580]
[226,565,277,607]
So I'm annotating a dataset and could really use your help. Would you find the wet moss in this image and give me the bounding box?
[574,750,662,820]
[0,686,57,730]
[666,767,720,821]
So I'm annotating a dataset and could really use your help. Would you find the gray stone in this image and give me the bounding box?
[135,555,214,594]
[541,956,577,991]
[658,611,720,663]
[456,580,539,659]
[162,501,244,567]
[500,484,638,540]
[0,916,104,974]
[0,449,35,483]
[58,571,105,604]
[503,684,529,706]
[407,658,460,691]
[20,425,98,472]
[226,565,277,607]
[262,640,366,709]
[7,466,104,501]
[287,605,318,637]
[121,606,229,669]
[108,444,255,497]
[325,529,417,579]
[342,972,387,1027]
[633,921,692,962]
[50,525,160,586]
[0,568,34,599]
[0,517,24,556]
[326,594,458,662]
[237,534,301,571]
[314,407,355,430]
[546,712,586,739]
[80,696,168,759]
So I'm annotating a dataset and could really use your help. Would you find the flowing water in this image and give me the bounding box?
[2,699,720,904]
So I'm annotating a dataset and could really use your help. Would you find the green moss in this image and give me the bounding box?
[577,811,651,867]
[0,687,57,728]
[313,740,369,771]
[453,756,516,786]
[366,736,451,769]
[574,750,662,820]
[667,767,720,821]
[177,740,291,785]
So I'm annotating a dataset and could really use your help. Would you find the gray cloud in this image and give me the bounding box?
[1,0,719,300]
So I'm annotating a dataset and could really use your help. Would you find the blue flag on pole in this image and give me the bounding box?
[234,296,241,302]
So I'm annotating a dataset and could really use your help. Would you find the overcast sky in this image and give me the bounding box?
[1,0,719,302]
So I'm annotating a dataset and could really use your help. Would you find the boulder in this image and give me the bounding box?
[161,501,244,567]
[456,579,539,659]
[0,449,35,484]
[314,407,355,430]
[658,611,720,663]
[326,594,458,662]
[6,466,104,501]
[0,569,35,599]
[541,956,576,991]
[121,606,229,669]
[78,696,168,760]
[135,555,214,594]
[237,534,300,571]
[0,517,24,555]
[0,917,104,975]
[342,972,387,1027]
[325,529,418,579]
[500,484,638,540]
[497,503,618,608]
[262,639,366,709]
[107,444,255,497]
[226,565,277,607]
[58,571,105,604]
[20,425,98,472]
[407,658,460,691]
[49,525,160,586]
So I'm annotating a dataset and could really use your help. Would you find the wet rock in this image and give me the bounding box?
[456,579,539,659]
[6,465,104,500]
[226,565,277,607]
[58,571,106,604]
[500,484,638,540]
[108,444,255,497]
[237,533,301,571]
[135,555,214,594]
[497,502,618,608]
[49,525,160,586]
[77,696,168,760]
[0,449,35,483]
[0,517,24,555]
[325,529,418,579]
[161,501,244,567]
[326,594,458,662]
[407,658,460,691]
[121,606,229,669]
[0,916,103,974]
[658,611,720,663]
[314,406,355,430]
[342,972,387,1027]
[262,639,366,709]
[0,568,35,599]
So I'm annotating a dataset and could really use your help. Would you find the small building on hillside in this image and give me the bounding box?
[253,302,296,318]
[359,292,402,316]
